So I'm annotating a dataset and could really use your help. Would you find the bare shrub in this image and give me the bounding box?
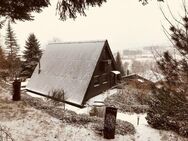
[48,89,66,108]
[0,70,9,82]
[0,125,14,141]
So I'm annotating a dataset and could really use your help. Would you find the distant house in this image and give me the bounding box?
[26,40,120,107]
[122,74,154,90]
[123,73,152,82]
[138,70,164,83]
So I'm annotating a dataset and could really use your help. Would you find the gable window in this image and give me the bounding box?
[101,59,112,72]
[94,75,100,87]
[102,73,108,84]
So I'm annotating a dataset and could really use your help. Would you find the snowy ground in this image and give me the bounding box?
[0,82,187,141]
[0,85,134,141]
[117,113,188,141]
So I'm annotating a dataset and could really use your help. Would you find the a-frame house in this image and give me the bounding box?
[27,40,120,107]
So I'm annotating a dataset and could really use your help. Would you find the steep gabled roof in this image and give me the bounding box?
[27,40,107,106]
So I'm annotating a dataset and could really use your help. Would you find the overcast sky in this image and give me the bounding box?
[0,0,185,52]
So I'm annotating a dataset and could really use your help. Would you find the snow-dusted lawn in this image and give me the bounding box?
[1,110,186,141]
[0,85,134,141]
[0,83,187,141]
[0,101,134,141]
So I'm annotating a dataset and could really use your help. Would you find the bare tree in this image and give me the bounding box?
[0,125,14,141]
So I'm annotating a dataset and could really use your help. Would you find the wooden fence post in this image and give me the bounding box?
[12,79,21,101]
[103,106,117,139]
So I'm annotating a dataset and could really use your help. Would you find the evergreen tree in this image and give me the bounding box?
[0,46,7,69]
[139,0,163,5]
[0,0,107,24]
[0,0,50,22]
[21,33,42,78]
[147,87,188,137]
[0,46,8,81]
[5,21,20,79]
[0,0,165,26]
[146,2,188,137]
[115,52,125,76]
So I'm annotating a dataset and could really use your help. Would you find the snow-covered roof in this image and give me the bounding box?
[138,70,164,83]
[27,40,106,106]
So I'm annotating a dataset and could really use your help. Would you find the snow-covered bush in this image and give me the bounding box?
[104,87,149,113]
[92,119,135,136]
[146,88,188,137]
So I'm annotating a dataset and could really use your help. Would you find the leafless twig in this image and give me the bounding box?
[0,125,14,141]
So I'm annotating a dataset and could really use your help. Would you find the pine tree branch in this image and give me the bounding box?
[160,6,174,27]
[161,24,175,46]
[166,1,184,26]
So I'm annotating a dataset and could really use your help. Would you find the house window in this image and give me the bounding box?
[94,75,100,87]
[102,73,108,84]
[101,59,112,72]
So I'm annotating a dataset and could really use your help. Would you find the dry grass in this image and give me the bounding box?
[0,97,30,121]
[0,82,31,121]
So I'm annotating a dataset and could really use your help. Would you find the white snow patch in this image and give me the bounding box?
[21,79,30,90]
[138,79,144,83]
